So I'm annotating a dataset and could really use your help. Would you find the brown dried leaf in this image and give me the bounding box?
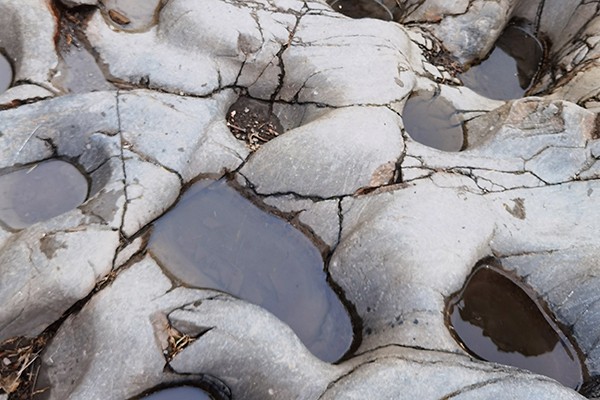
[108,9,131,25]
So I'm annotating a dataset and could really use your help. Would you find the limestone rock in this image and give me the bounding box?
[241,106,404,197]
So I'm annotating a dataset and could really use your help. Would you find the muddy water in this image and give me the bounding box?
[141,386,212,400]
[460,23,544,100]
[149,179,354,363]
[402,91,464,152]
[327,0,393,21]
[102,0,163,31]
[446,264,584,390]
[0,160,89,230]
[0,53,13,93]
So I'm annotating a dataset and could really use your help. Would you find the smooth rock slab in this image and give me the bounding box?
[0,0,59,91]
[84,0,292,98]
[0,226,119,340]
[119,90,246,183]
[330,175,600,389]
[332,177,496,353]
[169,298,341,400]
[263,194,341,248]
[38,256,222,400]
[279,13,421,106]
[321,347,585,400]
[401,97,597,192]
[121,150,181,236]
[240,106,404,197]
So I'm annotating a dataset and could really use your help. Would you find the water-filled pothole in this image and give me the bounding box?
[446,262,584,390]
[0,52,13,93]
[226,96,283,151]
[402,91,464,151]
[149,179,354,362]
[140,386,213,400]
[326,0,393,21]
[459,20,544,100]
[0,159,89,230]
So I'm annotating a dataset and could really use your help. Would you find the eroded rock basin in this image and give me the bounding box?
[402,91,464,151]
[0,159,89,230]
[446,262,585,390]
[3,0,600,398]
[459,21,544,100]
[149,179,354,362]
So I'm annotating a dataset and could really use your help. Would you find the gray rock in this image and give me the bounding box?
[487,181,600,255]
[500,249,600,377]
[403,0,470,23]
[297,199,340,248]
[0,226,119,340]
[332,178,496,353]
[321,347,585,400]
[427,0,514,64]
[118,90,246,183]
[121,149,181,236]
[38,256,223,400]
[169,297,341,400]
[84,0,290,98]
[263,195,341,248]
[278,13,421,106]
[402,97,596,191]
[0,92,124,340]
[0,84,53,107]
[241,106,404,197]
[0,0,60,91]
[5,0,600,398]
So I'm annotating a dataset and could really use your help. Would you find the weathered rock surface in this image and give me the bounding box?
[0,0,59,93]
[37,257,225,400]
[2,0,600,399]
[37,253,588,400]
[0,88,248,341]
[321,347,585,400]
[240,106,404,197]
[0,92,122,341]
